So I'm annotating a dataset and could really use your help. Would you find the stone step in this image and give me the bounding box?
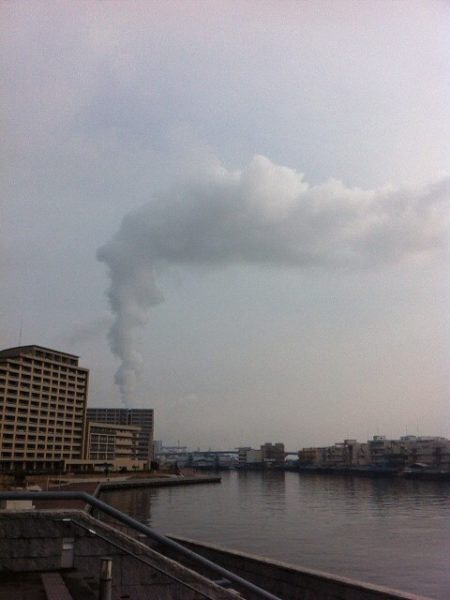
[61,570,97,600]
[41,572,73,600]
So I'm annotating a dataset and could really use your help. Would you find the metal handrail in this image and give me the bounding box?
[0,491,283,600]
[67,517,220,600]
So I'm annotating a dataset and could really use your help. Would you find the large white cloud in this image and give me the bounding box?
[98,155,450,404]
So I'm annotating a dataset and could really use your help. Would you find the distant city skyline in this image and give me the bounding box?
[1,1,449,449]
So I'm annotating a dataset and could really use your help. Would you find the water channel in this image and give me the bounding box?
[100,470,450,599]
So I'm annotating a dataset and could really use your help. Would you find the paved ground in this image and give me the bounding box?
[0,570,98,600]
[0,572,46,600]
[32,481,100,510]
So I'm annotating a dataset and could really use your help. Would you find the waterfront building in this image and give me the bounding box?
[0,345,89,472]
[237,447,252,465]
[298,435,450,472]
[86,407,154,465]
[237,447,262,465]
[341,439,370,466]
[237,447,262,468]
[368,435,393,466]
[237,442,286,469]
[238,443,286,468]
[324,442,346,467]
[400,435,450,469]
[261,442,285,464]
[86,421,145,471]
[298,446,328,466]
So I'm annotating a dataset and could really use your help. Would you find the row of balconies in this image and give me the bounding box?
[1,414,83,426]
[1,452,69,460]
[0,369,85,382]
[2,430,77,441]
[3,361,86,378]
[1,448,80,458]
[1,413,83,427]
[0,421,82,434]
[2,400,84,414]
[0,386,87,396]
[1,383,86,394]
[2,412,81,424]
[5,438,81,447]
[1,393,86,407]
[2,439,81,449]
[21,354,79,367]
[89,453,115,460]
[2,404,84,417]
[1,433,80,445]
[32,351,79,366]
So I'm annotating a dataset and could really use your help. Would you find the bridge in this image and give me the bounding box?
[156,450,299,457]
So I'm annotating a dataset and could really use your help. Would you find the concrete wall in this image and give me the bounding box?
[167,536,431,600]
[0,510,236,600]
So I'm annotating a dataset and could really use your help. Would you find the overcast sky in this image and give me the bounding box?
[1,1,449,450]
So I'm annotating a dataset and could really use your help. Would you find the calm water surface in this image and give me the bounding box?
[101,471,450,599]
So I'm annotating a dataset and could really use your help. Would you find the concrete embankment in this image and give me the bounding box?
[98,475,221,492]
[295,467,450,480]
[28,475,220,509]
[164,536,430,600]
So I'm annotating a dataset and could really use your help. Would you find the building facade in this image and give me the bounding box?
[238,443,285,468]
[261,442,285,464]
[0,345,89,472]
[86,407,154,464]
[86,421,145,470]
[298,435,450,471]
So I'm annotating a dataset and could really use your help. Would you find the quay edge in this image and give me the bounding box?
[98,475,221,491]
[165,535,434,600]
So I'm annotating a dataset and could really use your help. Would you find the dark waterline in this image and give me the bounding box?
[101,470,450,599]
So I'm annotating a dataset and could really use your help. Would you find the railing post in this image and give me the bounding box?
[98,556,113,600]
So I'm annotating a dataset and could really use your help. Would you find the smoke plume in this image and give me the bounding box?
[97,155,450,405]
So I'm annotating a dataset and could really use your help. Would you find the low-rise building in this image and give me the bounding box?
[246,449,263,464]
[237,447,262,467]
[298,446,327,466]
[86,422,145,471]
[298,435,450,472]
[342,439,370,466]
[401,436,450,469]
[261,442,285,465]
[237,447,252,465]
[86,408,154,465]
[238,443,285,468]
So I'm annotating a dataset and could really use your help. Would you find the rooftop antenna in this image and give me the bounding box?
[18,319,23,346]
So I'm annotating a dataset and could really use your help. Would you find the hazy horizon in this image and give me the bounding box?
[1,1,449,450]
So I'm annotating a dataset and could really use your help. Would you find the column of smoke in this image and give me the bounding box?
[97,155,449,406]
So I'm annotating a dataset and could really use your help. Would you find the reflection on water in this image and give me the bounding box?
[101,471,450,599]
[101,485,153,524]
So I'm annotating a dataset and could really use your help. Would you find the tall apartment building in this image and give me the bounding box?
[0,345,89,472]
[86,408,154,464]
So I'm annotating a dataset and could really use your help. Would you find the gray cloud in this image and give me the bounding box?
[57,315,112,347]
[97,155,449,404]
